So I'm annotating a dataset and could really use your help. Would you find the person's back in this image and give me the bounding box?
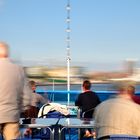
[75,80,100,118]
[0,58,26,122]
[31,93,47,107]
[0,42,32,140]
[75,90,100,118]
[94,85,140,139]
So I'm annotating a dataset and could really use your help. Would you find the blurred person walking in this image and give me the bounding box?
[0,42,32,140]
[94,84,140,139]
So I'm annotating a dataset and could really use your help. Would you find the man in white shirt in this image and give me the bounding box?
[94,84,140,139]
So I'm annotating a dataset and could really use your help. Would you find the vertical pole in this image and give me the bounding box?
[52,78,55,91]
[67,47,70,105]
[66,0,71,105]
[52,78,55,102]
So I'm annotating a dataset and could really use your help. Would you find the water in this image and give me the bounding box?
[36,83,116,91]
[37,83,140,92]
[36,83,140,105]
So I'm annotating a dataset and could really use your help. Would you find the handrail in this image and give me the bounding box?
[37,90,140,94]
[98,135,140,140]
[35,90,140,104]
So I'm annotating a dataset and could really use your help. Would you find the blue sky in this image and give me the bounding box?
[0,0,140,71]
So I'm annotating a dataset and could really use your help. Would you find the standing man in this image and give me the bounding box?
[0,42,32,140]
[75,80,100,118]
[75,80,101,138]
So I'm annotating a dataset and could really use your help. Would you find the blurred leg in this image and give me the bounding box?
[2,122,20,140]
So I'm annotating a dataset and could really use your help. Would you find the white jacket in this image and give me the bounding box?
[38,103,70,118]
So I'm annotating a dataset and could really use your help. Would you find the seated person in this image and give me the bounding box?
[22,81,49,136]
[21,80,48,118]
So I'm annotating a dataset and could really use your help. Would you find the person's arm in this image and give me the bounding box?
[38,94,48,104]
[97,95,101,104]
[94,92,101,104]
[75,94,81,106]
[21,70,32,111]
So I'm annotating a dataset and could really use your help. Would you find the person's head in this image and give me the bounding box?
[0,42,9,58]
[118,84,135,99]
[29,80,36,92]
[82,80,91,91]
[126,85,135,96]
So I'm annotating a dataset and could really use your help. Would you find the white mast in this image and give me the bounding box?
[66,0,71,105]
